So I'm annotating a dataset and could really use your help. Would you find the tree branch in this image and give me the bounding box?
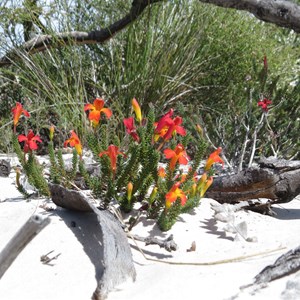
[0,0,164,67]
[199,0,300,33]
[1,0,300,68]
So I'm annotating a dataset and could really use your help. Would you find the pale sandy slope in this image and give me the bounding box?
[0,167,300,300]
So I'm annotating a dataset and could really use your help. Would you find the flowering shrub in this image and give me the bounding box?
[11,99,223,231]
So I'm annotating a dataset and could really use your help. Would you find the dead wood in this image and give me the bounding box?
[0,160,11,177]
[253,245,300,285]
[130,234,178,252]
[239,245,300,294]
[206,157,300,208]
[0,214,50,279]
[49,183,136,300]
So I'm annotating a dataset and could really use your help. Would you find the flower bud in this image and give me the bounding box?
[127,182,133,202]
[49,125,55,141]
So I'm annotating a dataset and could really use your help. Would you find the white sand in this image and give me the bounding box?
[1,163,300,300]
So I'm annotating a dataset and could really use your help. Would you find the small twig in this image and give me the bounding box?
[125,223,285,266]
[0,214,50,279]
[40,250,61,265]
[248,113,265,168]
[129,234,178,252]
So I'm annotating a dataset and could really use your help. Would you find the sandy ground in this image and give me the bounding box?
[0,156,300,300]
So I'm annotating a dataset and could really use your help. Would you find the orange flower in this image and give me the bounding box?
[158,166,166,178]
[64,130,83,157]
[18,130,42,153]
[165,182,187,209]
[84,98,112,127]
[12,102,30,132]
[180,173,187,183]
[99,145,125,177]
[164,144,189,171]
[204,147,224,171]
[132,98,142,124]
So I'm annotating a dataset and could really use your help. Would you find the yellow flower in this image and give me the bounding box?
[132,98,142,124]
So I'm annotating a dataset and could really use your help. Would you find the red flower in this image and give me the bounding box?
[154,109,186,141]
[84,98,112,127]
[123,117,140,142]
[12,102,30,132]
[163,116,186,141]
[18,130,42,153]
[64,130,83,157]
[99,145,126,177]
[154,109,174,133]
[204,147,224,171]
[164,144,189,171]
[165,182,187,209]
[258,98,272,112]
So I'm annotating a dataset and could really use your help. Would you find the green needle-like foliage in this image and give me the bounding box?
[24,153,50,197]
[12,135,26,166]
[67,149,78,182]
[86,132,101,160]
[185,138,207,183]
[158,200,182,232]
[48,141,61,183]
[116,144,140,189]
[57,149,67,181]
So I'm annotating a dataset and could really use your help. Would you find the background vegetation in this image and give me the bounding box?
[0,0,299,169]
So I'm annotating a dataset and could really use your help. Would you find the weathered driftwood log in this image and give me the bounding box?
[240,245,300,294]
[0,214,50,279]
[49,183,136,300]
[206,157,300,210]
[0,159,11,177]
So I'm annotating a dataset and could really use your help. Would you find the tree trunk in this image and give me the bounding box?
[206,157,300,210]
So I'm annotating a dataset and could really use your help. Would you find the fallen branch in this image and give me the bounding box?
[252,245,300,285]
[129,234,178,252]
[206,157,300,210]
[0,160,11,177]
[237,245,300,296]
[0,214,50,279]
[49,183,136,300]
[129,230,286,265]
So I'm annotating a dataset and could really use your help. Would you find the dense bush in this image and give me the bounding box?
[0,0,299,162]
